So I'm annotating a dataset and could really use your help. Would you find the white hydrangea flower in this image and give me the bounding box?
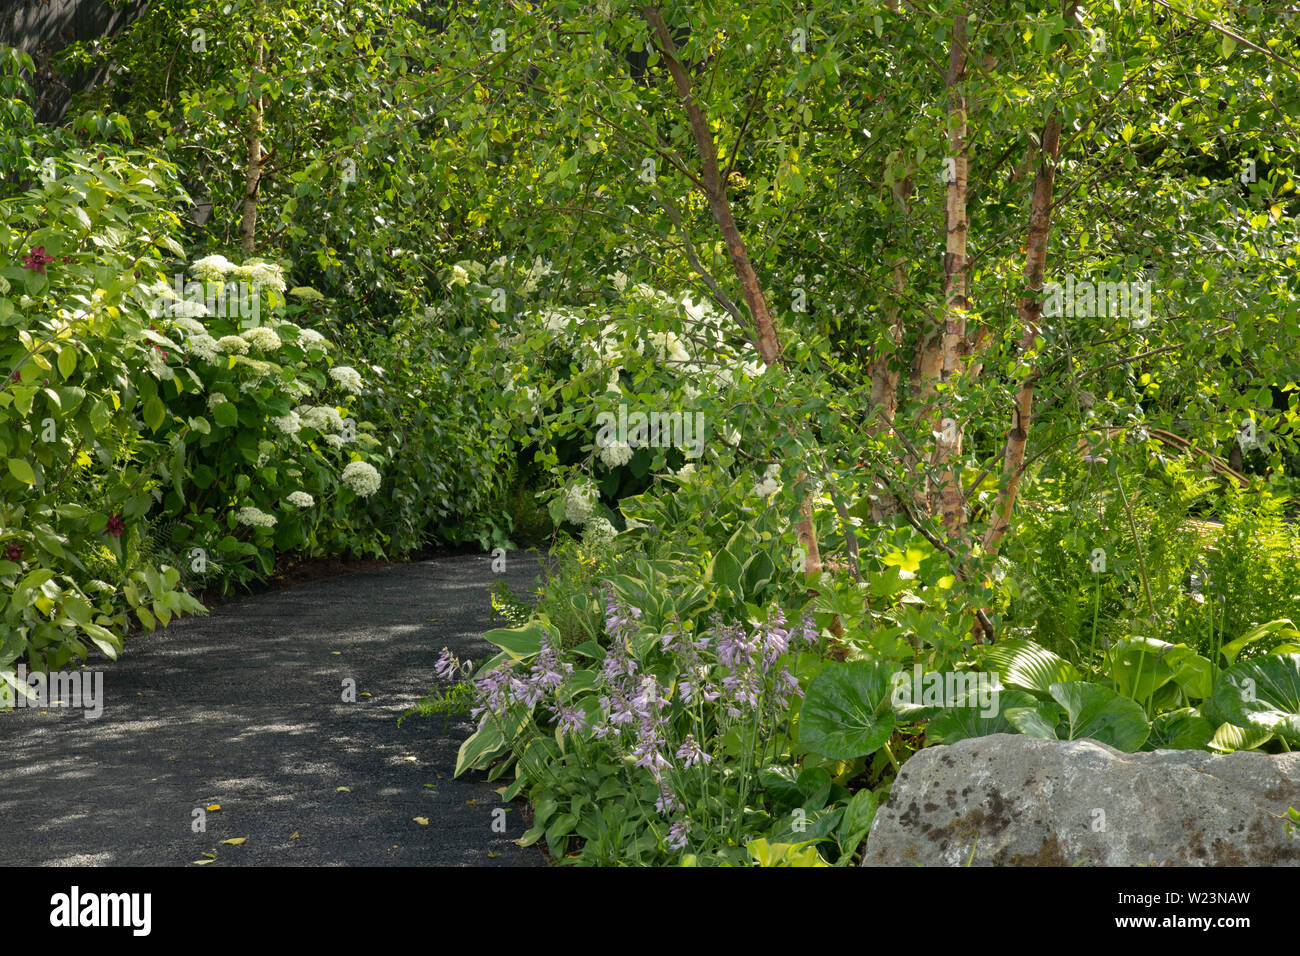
[328,365,364,393]
[448,264,471,288]
[341,460,381,496]
[207,392,228,409]
[172,316,206,334]
[216,335,249,355]
[234,259,287,293]
[255,439,275,468]
[611,271,628,292]
[754,464,782,498]
[646,330,690,364]
[675,463,696,480]
[235,506,276,528]
[297,405,344,432]
[191,254,236,282]
[598,440,634,468]
[297,328,330,350]
[169,297,210,319]
[563,481,599,525]
[323,434,345,449]
[241,326,281,351]
[272,411,301,436]
[284,379,313,399]
[582,515,618,550]
[187,333,221,364]
[286,491,315,508]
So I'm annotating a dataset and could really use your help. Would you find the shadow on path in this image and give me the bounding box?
[0,552,547,867]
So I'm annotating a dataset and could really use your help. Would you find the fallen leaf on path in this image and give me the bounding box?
[206,804,221,811]
[191,859,215,865]
[220,838,246,845]
[289,832,299,840]
[337,787,350,792]
[413,817,429,825]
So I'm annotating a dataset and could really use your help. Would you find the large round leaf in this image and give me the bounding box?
[1212,653,1300,744]
[1049,681,1150,752]
[798,660,898,760]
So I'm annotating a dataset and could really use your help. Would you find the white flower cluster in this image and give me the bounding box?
[563,480,599,525]
[341,460,381,496]
[216,335,249,355]
[187,333,221,363]
[597,440,634,468]
[272,411,302,436]
[207,392,228,409]
[233,258,287,294]
[191,254,236,283]
[297,328,330,351]
[753,463,782,498]
[582,515,618,551]
[235,505,276,528]
[286,491,315,508]
[328,365,364,393]
[297,405,345,432]
[241,326,282,351]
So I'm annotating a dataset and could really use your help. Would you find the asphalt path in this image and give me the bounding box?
[0,552,547,867]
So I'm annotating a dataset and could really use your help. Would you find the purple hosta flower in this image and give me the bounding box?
[550,701,588,737]
[798,612,819,647]
[666,819,690,851]
[772,667,803,709]
[600,640,637,685]
[655,784,683,815]
[760,611,791,671]
[529,636,572,694]
[631,737,671,778]
[510,673,545,709]
[630,675,664,718]
[675,733,712,769]
[471,664,514,719]
[715,621,758,669]
[602,691,637,728]
[604,589,642,642]
[721,671,761,712]
[434,647,462,682]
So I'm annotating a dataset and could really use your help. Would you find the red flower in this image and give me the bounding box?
[104,514,125,538]
[21,246,55,274]
[4,542,21,562]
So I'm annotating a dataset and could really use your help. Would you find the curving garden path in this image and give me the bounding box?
[0,553,546,866]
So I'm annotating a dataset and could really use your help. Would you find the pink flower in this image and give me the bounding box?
[22,247,55,274]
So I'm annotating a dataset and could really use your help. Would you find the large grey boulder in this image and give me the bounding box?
[862,734,1300,866]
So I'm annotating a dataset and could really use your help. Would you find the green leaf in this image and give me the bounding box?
[1049,681,1150,752]
[1212,654,1300,744]
[1207,721,1273,753]
[7,458,34,484]
[144,395,166,431]
[212,401,239,428]
[926,688,1037,745]
[1219,619,1298,664]
[482,622,547,661]
[983,639,1080,695]
[1145,708,1214,750]
[798,659,898,760]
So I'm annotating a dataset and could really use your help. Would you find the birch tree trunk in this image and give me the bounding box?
[642,4,823,577]
[933,11,969,536]
[982,115,1063,555]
